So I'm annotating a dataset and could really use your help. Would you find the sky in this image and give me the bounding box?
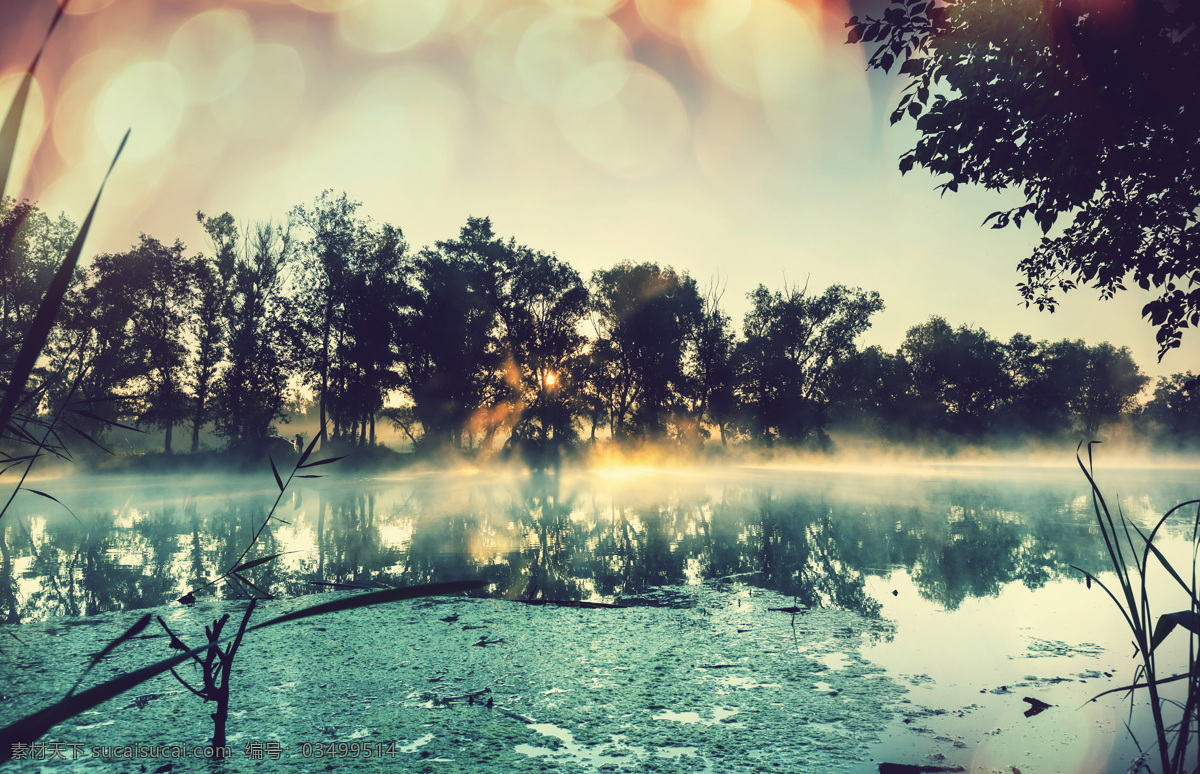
[2,0,1196,382]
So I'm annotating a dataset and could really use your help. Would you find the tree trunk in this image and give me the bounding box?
[164,423,173,455]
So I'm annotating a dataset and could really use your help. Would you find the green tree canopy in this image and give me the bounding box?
[850,0,1200,358]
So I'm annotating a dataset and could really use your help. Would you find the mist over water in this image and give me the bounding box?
[2,458,1195,624]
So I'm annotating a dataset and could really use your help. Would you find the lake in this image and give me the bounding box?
[1,458,1198,772]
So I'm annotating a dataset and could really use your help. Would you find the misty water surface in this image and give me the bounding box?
[2,461,1196,624]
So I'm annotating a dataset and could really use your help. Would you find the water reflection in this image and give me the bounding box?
[0,465,1194,623]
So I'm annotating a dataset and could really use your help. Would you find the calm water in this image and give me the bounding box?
[3,461,1196,622]
[3,459,1199,771]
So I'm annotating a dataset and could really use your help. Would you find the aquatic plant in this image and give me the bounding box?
[1071,442,1200,774]
[152,430,343,755]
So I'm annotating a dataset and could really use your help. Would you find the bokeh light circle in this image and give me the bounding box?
[338,0,449,53]
[516,13,629,103]
[685,0,822,101]
[555,60,689,176]
[167,9,254,104]
[95,61,186,160]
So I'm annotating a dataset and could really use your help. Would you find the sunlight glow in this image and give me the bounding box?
[95,61,185,159]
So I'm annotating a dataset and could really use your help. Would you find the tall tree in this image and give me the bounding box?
[125,236,196,454]
[494,247,589,446]
[683,280,736,445]
[897,317,1008,436]
[395,220,498,452]
[849,0,1200,359]
[213,222,295,452]
[188,211,239,452]
[291,191,363,446]
[335,223,408,445]
[737,283,883,444]
[589,262,702,439]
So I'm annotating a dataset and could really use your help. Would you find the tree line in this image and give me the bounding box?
[0,192,1193,459]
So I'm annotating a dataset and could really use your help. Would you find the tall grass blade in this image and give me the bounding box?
[299,455,345,469]
[297,429,322,468]
[23,488,81,524]
[269,455,283,492]
[0,129,129,435]
[1150,611,1200,654]
[0,2,67,199]
[230,552,289,574]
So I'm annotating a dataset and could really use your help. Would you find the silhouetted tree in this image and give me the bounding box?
[291,191,363,445]
[737,283,883,444]
[897,317,1008,436]
[213,222,295,451]
[0,198,74,379]
[849,0,1200,359]
[396,219,498,451]
[1143,372,1200,447]
[495,248,589,447]
[589,262,702,439]
[126,236,196,453]
[683,280,736,445]
[188,212,239,452]
[333,223,408,445]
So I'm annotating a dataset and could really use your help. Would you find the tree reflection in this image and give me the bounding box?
[0,471,1185,622]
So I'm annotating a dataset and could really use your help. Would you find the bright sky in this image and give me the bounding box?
[3,0,1196,381]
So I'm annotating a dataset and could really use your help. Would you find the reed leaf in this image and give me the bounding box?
[0,2,67,199]
[0,129,129,436]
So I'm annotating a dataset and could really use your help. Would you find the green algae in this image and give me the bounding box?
[0,584,904,773]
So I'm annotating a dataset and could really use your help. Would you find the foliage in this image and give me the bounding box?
[847,0,1200,358]
[589,261,703,439]
[737,283,883,444]
[212,222,295,452]
[1071,445,1200,774]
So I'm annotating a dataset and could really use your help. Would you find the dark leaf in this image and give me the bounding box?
[269,456,283,493]
[0,130,128,436]
[23,489,81,524]
[230,553,286,574]
[252,580,487,630]
[1150,611,1200,653]
[298,455,346,469]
